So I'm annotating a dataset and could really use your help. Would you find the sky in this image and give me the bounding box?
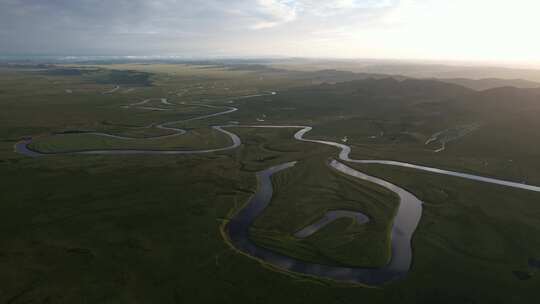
[1,0,540,64]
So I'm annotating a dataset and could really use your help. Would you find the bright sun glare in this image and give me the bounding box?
[297,0,540,65]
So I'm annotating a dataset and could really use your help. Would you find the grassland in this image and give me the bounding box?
[251,157,398,268]
[28,128,232,153]
[347,162,540,302]
[1,63,540,303]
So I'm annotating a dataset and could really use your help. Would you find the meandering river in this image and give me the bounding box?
[225,159,422,285]
[14,91,540,285]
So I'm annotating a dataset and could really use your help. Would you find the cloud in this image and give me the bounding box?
[251,0,298,29]
[301,0,398,14]
[0,0,248,54]
[249,0,400,29]
[7,0,537,64]
[0,0,404,56]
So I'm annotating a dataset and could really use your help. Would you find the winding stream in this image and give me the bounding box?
[226,159,422,285]
[294,210,370,239]
[102,85,120,94]
[14,90,540,285]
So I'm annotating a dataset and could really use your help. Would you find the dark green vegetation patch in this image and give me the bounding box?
[87,69,152,86]
[2,64,540,303]
[38,67,153,86]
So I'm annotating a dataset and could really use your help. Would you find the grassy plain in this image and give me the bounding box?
[1,63,540,303]
[251,156,398,268]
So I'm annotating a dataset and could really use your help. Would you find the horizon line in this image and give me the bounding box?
[2,54,540,70]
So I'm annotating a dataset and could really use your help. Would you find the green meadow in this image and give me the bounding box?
[1,63,540,303]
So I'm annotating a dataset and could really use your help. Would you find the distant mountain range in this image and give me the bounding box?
[221,63,540,91]
[438,78,540,91]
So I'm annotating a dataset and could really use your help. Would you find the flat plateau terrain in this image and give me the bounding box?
[1,63,540,303]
